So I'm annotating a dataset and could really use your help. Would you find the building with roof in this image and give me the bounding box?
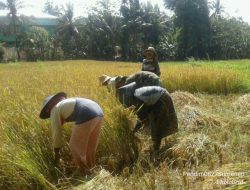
[0,12,58,61]
[0,13,58,45]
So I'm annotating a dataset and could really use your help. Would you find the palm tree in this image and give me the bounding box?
[43,2,79,58]
[57,3,78,38]
[0,0,24,60]
[120,0,144,61]
[164,0,211,59]
[84,0,122,60]
[210,0,223,17]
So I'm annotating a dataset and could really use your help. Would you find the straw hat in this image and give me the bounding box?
[39,92,67,119]
[99,74,112,85]
[143,47,156,58]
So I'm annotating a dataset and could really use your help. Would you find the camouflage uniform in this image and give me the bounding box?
[134,86,178,151]
[125,71,161,88]
[117,85,178,151]
[117,71,162,107]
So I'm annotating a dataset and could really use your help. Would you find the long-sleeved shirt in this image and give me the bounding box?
[50,98,103,148]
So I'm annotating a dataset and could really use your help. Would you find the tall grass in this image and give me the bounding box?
[161,65,248,94]
[0,61,140,189]
[0,60,249,189]
[0,89,57,189]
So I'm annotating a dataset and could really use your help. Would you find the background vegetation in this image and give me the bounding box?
[0,60,249,189]
[0,0,249,189]
[1,0,250,62]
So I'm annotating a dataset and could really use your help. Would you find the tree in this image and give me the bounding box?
[140,2,174,60]
[164,0,211,59]
[210,0,223,16]
[209,17,250,59]
[0,43,5,62]
[19,26,50,61]
[120,0,144,61]
[83,0,122,60]
[0,0,24,60]
[57,3,79,58]
[43,2,79,59]
[43,0,60,16]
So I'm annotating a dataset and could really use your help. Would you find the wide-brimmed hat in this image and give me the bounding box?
[143,47,156,58]
[39,92,67,119]
[99,74,112,85]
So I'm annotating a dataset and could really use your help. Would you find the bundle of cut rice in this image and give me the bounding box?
[170,133,222,169]
[74,169,121,190]
[178,106,224,129]
[171,91,201,108]
[233,94,250,116]
[202,162,250,190]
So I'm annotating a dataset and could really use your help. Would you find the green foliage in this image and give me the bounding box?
[120,0,169,61]
[0,0,25,60]
[0,43,5,62]
[82,1,122,60]
[19,26,51,61]
[209,16,250,59]
[43,0,61,16]
[43,1,81,59]
[2,0,250,61]
[156,19,178,61]
[164,0,211,59]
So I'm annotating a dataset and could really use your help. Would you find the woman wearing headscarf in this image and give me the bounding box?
[142,47,161,76]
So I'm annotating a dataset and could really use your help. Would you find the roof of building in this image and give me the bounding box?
[0,12,58,43]
[0,15,58,26]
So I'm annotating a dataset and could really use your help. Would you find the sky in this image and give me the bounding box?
[0,0,250,24]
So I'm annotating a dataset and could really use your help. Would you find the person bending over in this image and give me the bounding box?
[117,85,178,151]
[39,92,104,170]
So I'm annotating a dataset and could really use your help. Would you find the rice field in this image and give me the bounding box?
[0,60,249,189]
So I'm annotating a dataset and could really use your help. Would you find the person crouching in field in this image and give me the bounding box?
[99,73,178,151]
[142,47,161,77]
[118,85,178,151]
[99,71,161,92]
[39,92,104,170]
